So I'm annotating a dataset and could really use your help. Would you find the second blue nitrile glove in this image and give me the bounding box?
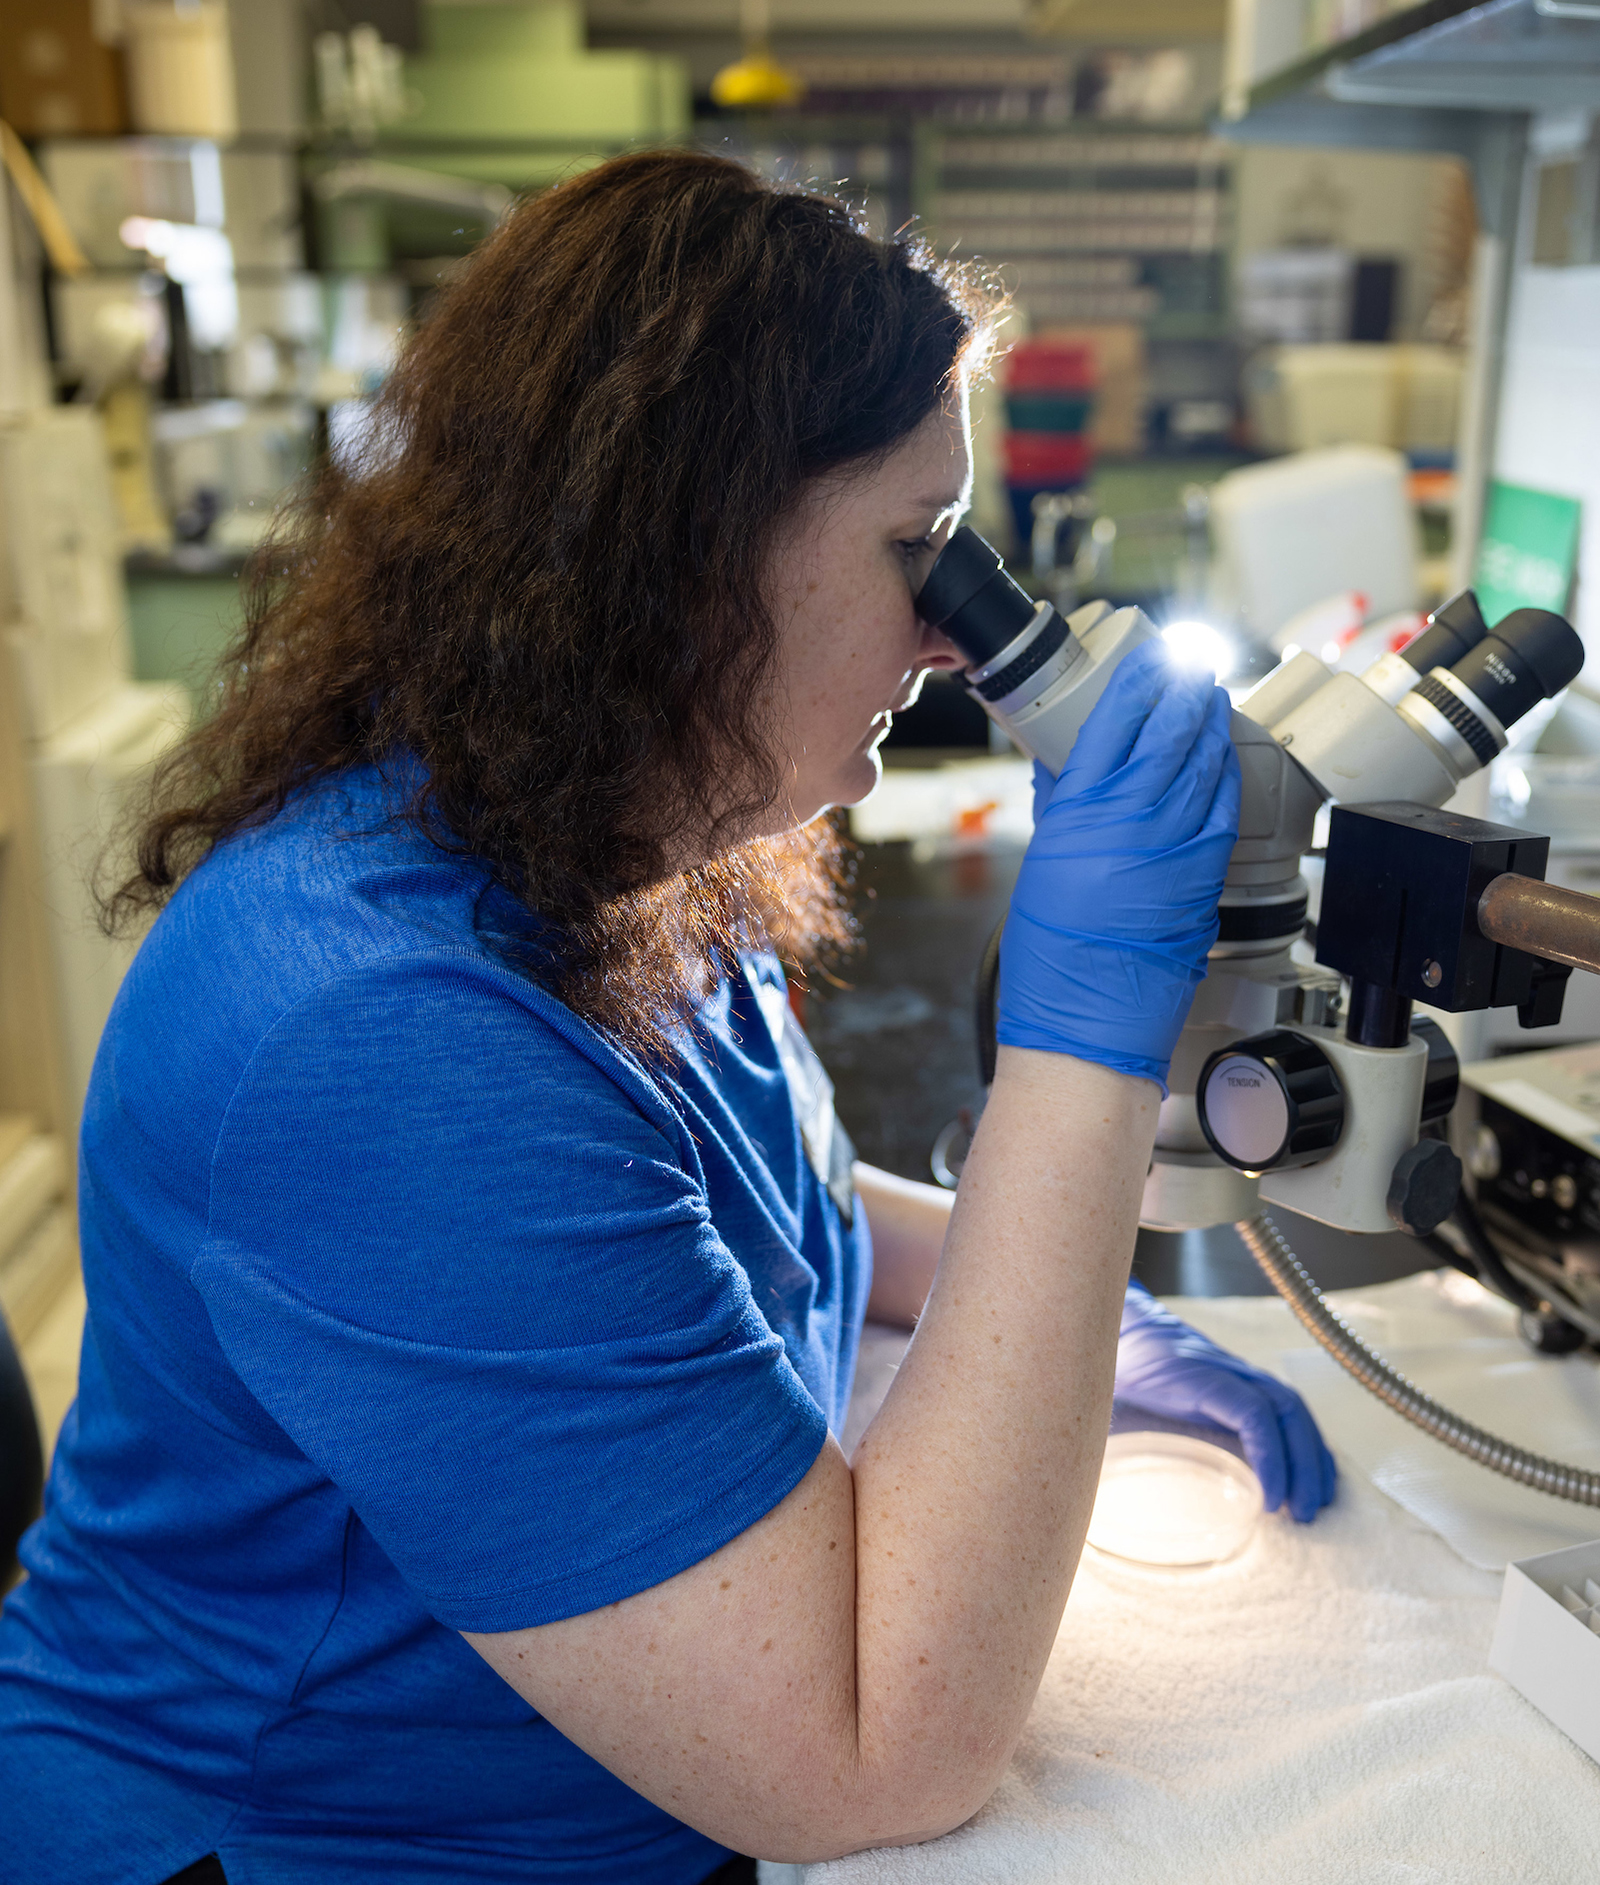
[1116,1280,1338,1523]
[998,640,1240,1090]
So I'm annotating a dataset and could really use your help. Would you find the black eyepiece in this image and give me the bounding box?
[1405,601,1585,767]
[916,526,1038,667]
[1490,607,1586,699]
[1449,607,1585,733]
[1401,588,1488,676]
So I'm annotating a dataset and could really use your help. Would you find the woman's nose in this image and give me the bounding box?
[917,622,966,672]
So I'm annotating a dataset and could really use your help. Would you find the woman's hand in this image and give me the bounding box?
[1116,1282,1337,1523]
[1000,641,1240,1090]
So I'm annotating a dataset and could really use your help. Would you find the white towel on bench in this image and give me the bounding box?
[765,1277,1600,1885]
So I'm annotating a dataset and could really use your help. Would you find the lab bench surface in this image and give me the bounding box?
[790,1269,1600,1885]
[809,839,1435,1299]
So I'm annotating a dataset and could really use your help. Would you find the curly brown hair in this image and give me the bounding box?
[108,150,996,1054]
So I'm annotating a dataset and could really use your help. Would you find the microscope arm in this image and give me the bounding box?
[1478,873,1600,978]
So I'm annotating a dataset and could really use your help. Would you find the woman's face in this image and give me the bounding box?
[761,389,974,830]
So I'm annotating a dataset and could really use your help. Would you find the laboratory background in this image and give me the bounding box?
[5,1,1600,1877]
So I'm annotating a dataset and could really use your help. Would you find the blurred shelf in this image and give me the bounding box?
[698,109,910,136]
[1324,0,1600,109]
[1225,0,1600,145]
[1234,0,1487,113]
[920,120,1232,341]
[29,131,306,153]
[1146,312,1235,341]
[126,548,251,580]
[930,121,1224,141]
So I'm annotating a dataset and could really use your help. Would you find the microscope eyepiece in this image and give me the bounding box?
[1481,606,1587,703]
[916,524,1084,707]
[1444,606,1583,741]
[1399,588,1488,677]
[916,526,1039,667]
[1400,602,1584,769]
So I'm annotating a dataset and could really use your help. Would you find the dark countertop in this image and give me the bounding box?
[807,837,1437,1300]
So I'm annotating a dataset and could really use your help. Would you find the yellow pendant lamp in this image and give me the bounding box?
[711,0,806,110]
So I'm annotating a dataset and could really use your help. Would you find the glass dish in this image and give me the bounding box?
[1086,1430,1264,1567]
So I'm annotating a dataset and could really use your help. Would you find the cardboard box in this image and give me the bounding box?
[0,0,126,137]
[1489,1537,1600,1765]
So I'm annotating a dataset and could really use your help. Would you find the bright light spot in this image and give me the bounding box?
[120,217,238,349]
[1086,1432,1262,1567]
[1279,642,1302,662]
[1320,639,1344,666]
[120,217,233,281]
[1499,763,1532,815]
[1161,619,1236,681]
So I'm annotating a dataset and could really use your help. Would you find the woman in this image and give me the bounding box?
[0,152,1332,1882]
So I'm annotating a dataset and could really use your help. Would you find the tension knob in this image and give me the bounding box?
[1197,1029,1345,1174]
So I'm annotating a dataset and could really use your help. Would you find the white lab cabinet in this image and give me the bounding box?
[29,680,188,1138]
[0,407,188,1171]
[0,407,133,741]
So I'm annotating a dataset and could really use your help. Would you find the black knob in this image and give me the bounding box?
[1197,1029,1345,1173]
[1519,1306,1587,1355]
[1386,1139,1462,1236]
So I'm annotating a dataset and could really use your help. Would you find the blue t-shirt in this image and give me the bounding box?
[0,764,870,1884]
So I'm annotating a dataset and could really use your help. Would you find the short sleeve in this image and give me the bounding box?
[194,950,828,1633]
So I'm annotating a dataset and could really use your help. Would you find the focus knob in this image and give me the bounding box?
[1197,1029,1345,1174]
[1386,1138,1461,1236]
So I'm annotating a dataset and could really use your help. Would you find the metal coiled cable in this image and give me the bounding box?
[1237,1212,1600,1506]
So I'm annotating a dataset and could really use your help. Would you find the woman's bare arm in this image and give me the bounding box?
[465,1047,1154,1862]
[855,1161,953,1330]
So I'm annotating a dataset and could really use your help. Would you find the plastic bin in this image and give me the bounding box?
[1005,393,1093,433]
[1004,432,1093,486]
[1491,1537,1600,1766]
[1006,339,1096,394]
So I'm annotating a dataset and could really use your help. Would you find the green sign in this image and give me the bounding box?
[1474,480,1582,627]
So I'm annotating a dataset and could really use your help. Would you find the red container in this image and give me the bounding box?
[1006,339,1096,395]
[1004,431,1093,486]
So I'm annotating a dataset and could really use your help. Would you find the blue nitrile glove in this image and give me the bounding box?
[1116,1281,1338,1523]
[999,640,1240,1090]
[1031,758,1054,826]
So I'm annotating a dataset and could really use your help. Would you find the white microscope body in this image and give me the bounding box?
[916,530,1585,1239]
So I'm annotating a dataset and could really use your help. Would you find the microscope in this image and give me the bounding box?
[917,527,1600,1506]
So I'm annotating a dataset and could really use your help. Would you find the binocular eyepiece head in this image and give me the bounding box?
[919,525,1585,760]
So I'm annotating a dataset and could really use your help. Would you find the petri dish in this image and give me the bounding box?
[1086,1431,1264,1567]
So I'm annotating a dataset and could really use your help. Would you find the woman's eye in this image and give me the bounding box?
[896,536,934,560]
